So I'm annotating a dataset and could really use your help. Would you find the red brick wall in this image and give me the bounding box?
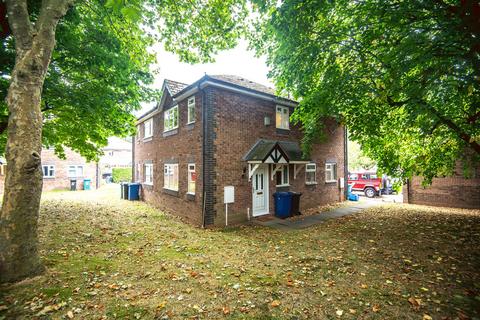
[404,167,480,209]
[134,91,204,225]
[212,87,345,226]
[0,148,97,193]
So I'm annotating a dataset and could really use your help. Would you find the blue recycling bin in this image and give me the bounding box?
[127,183,140,200]
[273,192,292,219]
[83,178,91,190]
[347,184,359,201]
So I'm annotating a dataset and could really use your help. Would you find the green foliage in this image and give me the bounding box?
[1,0,249,160]
[112,168,132,183]
[348,140,376,171]
[251,0,480,184]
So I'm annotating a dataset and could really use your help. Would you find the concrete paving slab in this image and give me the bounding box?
[254,201,380,230]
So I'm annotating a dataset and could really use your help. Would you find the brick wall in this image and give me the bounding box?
[134,91,204,225]
[404,164,480,208]
[0,148,97,193]
[212,87,345,226]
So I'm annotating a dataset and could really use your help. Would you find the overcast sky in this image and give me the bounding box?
[138,40,273,115]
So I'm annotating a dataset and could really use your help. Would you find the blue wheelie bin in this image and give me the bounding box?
[127,183,140,200]
[348,184,359,201]
[83,178,91,190]
[273,192,292,219]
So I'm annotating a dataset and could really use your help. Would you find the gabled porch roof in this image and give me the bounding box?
[242,139,310,164]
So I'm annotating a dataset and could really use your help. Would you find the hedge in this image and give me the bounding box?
[112,168,132,183]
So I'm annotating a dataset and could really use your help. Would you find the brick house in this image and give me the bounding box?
[133,75,346,227]
[0,148,97,193]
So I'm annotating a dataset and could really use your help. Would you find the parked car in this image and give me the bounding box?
[348,172,382,198]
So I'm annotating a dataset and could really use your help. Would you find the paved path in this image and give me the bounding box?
[253,201,381,230]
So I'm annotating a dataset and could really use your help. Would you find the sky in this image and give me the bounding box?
[137,40,273,115]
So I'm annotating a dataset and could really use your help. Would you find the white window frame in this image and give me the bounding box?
[67,165,84,178]
[144,118,153,139]
[144,163,153,185]
[164,163,179,191]
[187,163,196,194]
[42,165,55,178]
[305,163,317,185]
[164,105,179,132]
[276,105,290,130]
[325,162,337,183]
[275,165,289,187]
[187,97,196,124]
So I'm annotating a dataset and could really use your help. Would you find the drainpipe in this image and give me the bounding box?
[132,134,135,182]
[344,126,348,201]
[201,86,206,228]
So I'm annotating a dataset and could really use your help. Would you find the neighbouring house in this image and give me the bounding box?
[133,74,346,227]
[0,147,98,193]
[404,162,480,209]
[99,137,132,180]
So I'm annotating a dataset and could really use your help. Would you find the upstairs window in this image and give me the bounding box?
[325,162,337,183]
[164,163,179,191]
[187,97,196,124]
[164,106,178,132]
[68,165,84,178]
[144,118,153,139]
[305,163,317,184]
[144,163,153,185]
[275,165,289,186]
[42,165,55,178]
[187,163,196,194]
[276,106,289,130]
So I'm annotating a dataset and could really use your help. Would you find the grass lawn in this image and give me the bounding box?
[1,185,479,319]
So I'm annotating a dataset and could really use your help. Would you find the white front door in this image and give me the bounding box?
[252,166,269,216]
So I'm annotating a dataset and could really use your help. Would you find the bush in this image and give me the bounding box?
[112,168,132,183]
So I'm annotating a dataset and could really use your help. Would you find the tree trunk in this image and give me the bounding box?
[0,58,45,283]
[0,0,72,283]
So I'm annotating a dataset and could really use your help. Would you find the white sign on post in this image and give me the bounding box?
[224,186,234,227]
[224,186,234,204]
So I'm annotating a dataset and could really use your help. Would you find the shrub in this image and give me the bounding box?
[112,168,132,183]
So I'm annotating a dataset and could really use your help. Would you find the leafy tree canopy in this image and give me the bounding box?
[251,0,480,183]
[348,140,376,172]
[0,0,247,161]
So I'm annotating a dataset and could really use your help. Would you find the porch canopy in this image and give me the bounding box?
[242,139,311,180]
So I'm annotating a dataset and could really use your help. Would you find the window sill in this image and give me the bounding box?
[325,180,337,184]
[163,129,178,137]
[143,182,153,186]
[276,184,290,187]
[43,177,56,179]
[143,136,153,142]
[276,128,290,135]
[305,182,318,185]
[186,193,195,201]
[163,188,179,197]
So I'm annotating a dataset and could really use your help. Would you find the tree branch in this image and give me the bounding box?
[5,0,33,51]
[467,110,480,124]
[420,101,480,154]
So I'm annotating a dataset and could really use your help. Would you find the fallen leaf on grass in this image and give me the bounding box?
[408,297,421,311]
[422,315,432,320]
[0,305,8,311]
[372,305,380,312]
[336,309,343,316]
[222,306,230,315]
[271,300,281,307]
[349,309,356,314]
[67,310,74,319]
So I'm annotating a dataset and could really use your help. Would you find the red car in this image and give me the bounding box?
[348,172,382,198]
